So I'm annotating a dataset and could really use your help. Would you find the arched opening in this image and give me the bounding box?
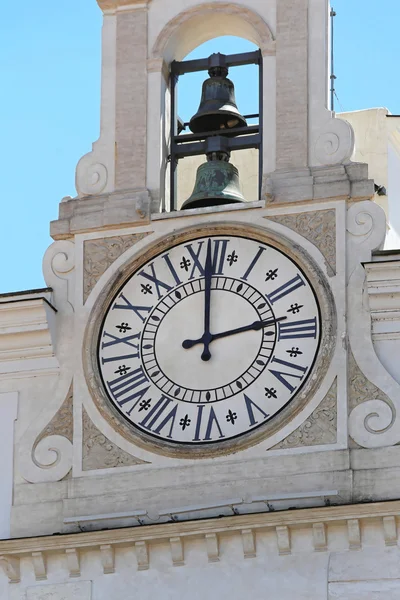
[147,3,275,213]
[176,36,260,209]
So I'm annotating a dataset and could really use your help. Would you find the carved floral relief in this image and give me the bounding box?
[267,209,336,276]
[83,233,151,302]
[82,408,149,471]
[271,379,337,450]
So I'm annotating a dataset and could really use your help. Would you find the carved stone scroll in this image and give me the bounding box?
[83,232,151,302]
[272,379,337,450]
[82,408,149,470]
[35,386,73,446]
[267,209,336,276]
[348,349,391,414]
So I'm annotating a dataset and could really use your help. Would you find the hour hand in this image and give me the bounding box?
[182,316,287,350]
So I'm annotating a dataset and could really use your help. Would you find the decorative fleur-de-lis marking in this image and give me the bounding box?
[180,415,191,430]
[226,410,237,424]
[227,250,239,267]
[116,322,132,333]
[115,365,131,376]
[265,268,278,281]
[287,303,303,314]
[265,387,277,399]
[138,399,151,412]
[141,283,153,295]
[287,347,303,358]
[180,257,191,272]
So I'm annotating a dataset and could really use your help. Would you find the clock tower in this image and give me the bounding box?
[2,1,400,599]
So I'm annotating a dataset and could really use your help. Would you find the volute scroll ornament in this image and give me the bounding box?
[313,116,355,166]
[18,383,74,483]
[347,201,400,448]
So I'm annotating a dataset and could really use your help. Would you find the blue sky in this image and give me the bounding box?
[1,1,400,293]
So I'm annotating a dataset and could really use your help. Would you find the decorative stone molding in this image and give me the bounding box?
[82,407,149,470]
[0,294,56,365]
[35,386,73,446]
[2,501,400,579]
[100,545,115,574]
[135,541,149,571]
[65,548,80,578]
[43,240,76,311]
[313,116,355,166]
[347,200,400,449]
[17,240,76,485]
[383,516,397,546]
[32,551,47,581]
[76,158,109,197]
[241,529,256,559]
[347,519,361,550]
[265,163,374,205]
[50,190,152,241]
[97,0,150,10]
[268,209,336,276]
[312,523,327,552]
[348,350,391,415]
[275,526,291,555]
[364,257,400,346]
[0,555,20,583]
[205,533,219,563]
[272,379,337,449]
[170,537,184,567]
[83,232,151,302]
[26,386,73,483]
[151,3,275,62]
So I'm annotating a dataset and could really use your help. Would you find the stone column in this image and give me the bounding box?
[275,0,309,169]
[115,4,148,190]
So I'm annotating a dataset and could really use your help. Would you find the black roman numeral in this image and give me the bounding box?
[185,239,229,279]
[107,366,150,415]
[278,318,317,340]
[192,405,225,441]
[244,394,270,426]
[268,357,308,393]
[162,253,182,286]
[241,246,266,281]
[139,396,178,438]
[113,293,152,323]
[266,274,306,304]
[101,330,140,364]
[139,262,173,299]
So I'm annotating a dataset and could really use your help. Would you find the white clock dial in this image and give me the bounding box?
[98,234,321,446]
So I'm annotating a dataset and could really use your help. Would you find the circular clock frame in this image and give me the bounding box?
[83,223,337,459]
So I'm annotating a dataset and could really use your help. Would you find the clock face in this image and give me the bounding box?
[97,234,321,448]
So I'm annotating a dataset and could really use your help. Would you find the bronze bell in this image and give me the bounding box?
[181,136,245,210]
[189,53,247,134]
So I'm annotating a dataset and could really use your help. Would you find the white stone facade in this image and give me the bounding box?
[2,1,400,599]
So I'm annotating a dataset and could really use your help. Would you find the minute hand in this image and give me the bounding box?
[182,316,287,350]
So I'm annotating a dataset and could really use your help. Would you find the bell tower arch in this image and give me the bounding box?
[52,0,359,240]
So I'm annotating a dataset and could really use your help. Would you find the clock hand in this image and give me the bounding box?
[182,316,287,350]
[201,238,213,362]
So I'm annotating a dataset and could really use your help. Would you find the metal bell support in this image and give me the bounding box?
[181,137,245,210]
[189,53,247,134]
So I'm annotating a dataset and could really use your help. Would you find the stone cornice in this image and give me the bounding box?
[97,0,150,11]
[1,501,399,581]
[1,500,400,555]
[0,297,57,367]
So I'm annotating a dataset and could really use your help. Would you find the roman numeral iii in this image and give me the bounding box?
[278,318,318,340]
